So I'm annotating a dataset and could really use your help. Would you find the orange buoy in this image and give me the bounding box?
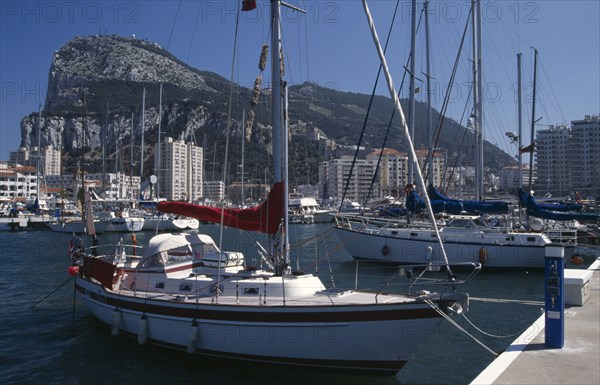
[478,247,488,264]
[571,256,584,265]
[131,233,137,256]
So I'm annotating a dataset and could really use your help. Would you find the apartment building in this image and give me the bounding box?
[154,137,203,201]
[535,115,599,198]
[9,145,62,177]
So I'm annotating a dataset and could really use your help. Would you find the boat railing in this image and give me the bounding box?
[87,242,144,260]
[545,228,578,246]
[366,261,481,302]
[334,213,412,230]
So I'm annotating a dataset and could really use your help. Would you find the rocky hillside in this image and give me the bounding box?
[20,34,514,187]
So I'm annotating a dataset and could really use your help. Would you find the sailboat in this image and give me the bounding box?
[66,1,475,374]
[333,0,574,268]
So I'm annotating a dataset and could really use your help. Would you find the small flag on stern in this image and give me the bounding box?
[242,0,257,11]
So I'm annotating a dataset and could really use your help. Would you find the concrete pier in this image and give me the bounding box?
[471,258,600,385]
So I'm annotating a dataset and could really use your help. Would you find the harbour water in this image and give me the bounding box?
[0,225,597,384]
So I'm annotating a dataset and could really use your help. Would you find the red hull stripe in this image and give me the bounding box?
[77,283,441,322]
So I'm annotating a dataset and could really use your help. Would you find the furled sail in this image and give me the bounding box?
[158,183,284,234]
[405,185,509,215]
[518,188,598,222]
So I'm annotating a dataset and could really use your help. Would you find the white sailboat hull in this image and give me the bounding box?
[104,217,145,232]
[46,220,107,234]
[142,217,199,231]
[334,225,574,268]
[75,277,445,374]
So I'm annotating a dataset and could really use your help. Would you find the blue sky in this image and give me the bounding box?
[1,0,599,161]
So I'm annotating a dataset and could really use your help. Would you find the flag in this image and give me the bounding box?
[242,0,256,11]
[519,143,535,154]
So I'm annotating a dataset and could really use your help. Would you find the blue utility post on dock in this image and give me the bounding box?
[544,245,565,348]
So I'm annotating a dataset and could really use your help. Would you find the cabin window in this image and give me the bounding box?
[180,284,192,292]
[139,252,168,269]
[243,287,259,295]
[203,243,218,255]
[155,282,165,289]
[410,232,418,237]
[190,244,204,260]
[527,237,536,242]
[165,245,194,265]
[391,231,398,235]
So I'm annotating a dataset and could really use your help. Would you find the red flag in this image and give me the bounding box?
[519,143,535,154]
[242,0,256,11]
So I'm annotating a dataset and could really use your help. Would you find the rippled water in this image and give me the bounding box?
[0,225,597,384]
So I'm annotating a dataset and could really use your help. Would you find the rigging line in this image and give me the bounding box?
[432,5,472,158]
[364,3,424,209]
[442,90,472,193]
[186,3,202,64]
[424,299,498,356]
[538,57,567,124]
[338,0,402,214]
[217,1,242,300]
[303,5,310,81]
[166,0,183,51]
[363,0,453,276]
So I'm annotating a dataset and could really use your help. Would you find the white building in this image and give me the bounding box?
[44,172,140,200]
[203,180,225,201]
[318,148,446,202]
[9,145,62,177]
[499,164,532,192]
[535,115,599,198]
[0,162,38,201]
[155,137,203,201]
[569,115,600,198]
[318,155,380,203]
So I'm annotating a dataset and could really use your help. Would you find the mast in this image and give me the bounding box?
[476,0,484,200]
[36,104,42,201]
[140,87,146,179]
[407,0,417,185]
[241,109,245,206]
[517,53,523,189]
[271,0,283,185]
[283,82,290,264]
[528,48,538,193]
[424,0,433,186]
[80,90,87,222]
[156,83,163,198]
[102,102,107,190]
[270,0,305,273]
[471,0,482,200]
[130,111,134,199]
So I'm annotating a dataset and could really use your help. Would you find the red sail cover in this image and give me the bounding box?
[158,182,284,234]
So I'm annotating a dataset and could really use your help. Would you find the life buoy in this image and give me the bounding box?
[478,247,488,264]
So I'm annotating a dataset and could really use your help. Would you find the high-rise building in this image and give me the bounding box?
[535,115,599,198]
[41,145,62,176]
[154,137,203,201]
[534,124,570,196]
[569,115,600,198]
[318,155,380,203]
[9,145,61,177]
[366,149,408,197]
[318,148,446,202]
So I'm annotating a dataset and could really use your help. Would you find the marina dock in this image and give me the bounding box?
[471,258,600,385]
